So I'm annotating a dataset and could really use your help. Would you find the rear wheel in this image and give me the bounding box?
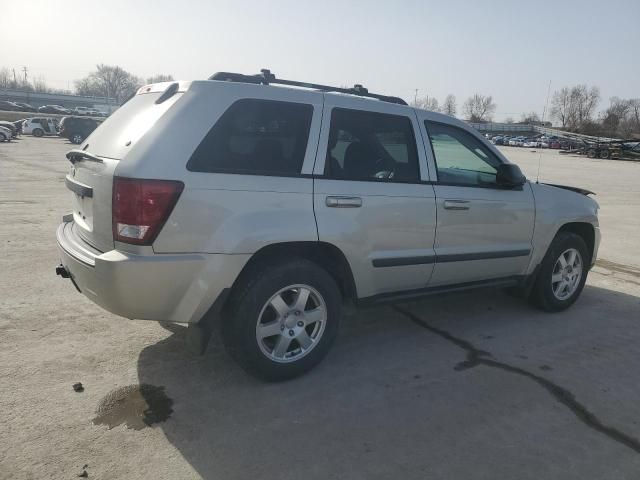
[530,232,589,312]
[222,259,341,381]
[71,133,84,144]
[599,149,610,159]
[32,128,44,137]
[0,132,6,142]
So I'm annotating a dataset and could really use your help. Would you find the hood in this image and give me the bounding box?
[541,183,595,196]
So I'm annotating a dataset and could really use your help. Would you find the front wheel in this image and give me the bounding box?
[222,259,341,381]
[0,133,6,142]
[71,133,84,144]
[530,232,589,312]
[32,128,44,137]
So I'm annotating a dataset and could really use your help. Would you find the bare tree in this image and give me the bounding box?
[442,94,456,116]
[550,87,571,128]
[463,94,496,122]
[412,96,439,112]
[551,85,601,132]
[520,112,540,124]
[146,74,174,84]
[75,64,143,103]
[504,117,514,124]
[0,67,12,88]
[572,85,600,128]
[600,97,631,137]
[32,75,49,93]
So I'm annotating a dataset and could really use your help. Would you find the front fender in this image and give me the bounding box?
[528,182,600,273]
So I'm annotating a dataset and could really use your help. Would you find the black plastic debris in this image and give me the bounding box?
[73,382,84,392]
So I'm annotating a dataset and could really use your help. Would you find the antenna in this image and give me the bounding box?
[536,79,552,183]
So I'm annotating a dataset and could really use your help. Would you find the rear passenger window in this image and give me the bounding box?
[325,108,420,182]
[187,99,313,176]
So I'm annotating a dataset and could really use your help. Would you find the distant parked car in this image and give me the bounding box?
[38,105,72,114]
[491,136,504,145]
[0,125,12,142]
[0,100,22,111]
[23,117,59,137]
[59,116,101,144]
[0,121,18,138]
[550,141,561,149]
[11,102,37,112]
[73,107,92,116]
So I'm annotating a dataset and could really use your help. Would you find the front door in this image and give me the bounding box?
[313,96,437,299]
[421,119,535,286]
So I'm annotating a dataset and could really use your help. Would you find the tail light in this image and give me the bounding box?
[112,177,183,245]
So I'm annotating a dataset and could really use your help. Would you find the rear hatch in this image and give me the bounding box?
[66,84,183,252]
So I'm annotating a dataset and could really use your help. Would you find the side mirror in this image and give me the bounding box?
[496,163,526,187]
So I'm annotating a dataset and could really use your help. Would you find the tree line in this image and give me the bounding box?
[413,86,639,138]
[0,64,173,104]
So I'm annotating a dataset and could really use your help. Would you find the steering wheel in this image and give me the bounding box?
[374,170,394,179]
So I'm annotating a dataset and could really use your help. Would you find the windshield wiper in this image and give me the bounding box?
[66,149,103,164]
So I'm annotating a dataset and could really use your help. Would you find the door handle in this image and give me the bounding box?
[443,200,470,210]
[326,196,362,208]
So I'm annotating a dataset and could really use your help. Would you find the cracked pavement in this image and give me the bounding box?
[2,138,640,479]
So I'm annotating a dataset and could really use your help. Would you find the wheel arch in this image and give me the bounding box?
[556,222,595,264]
[228,241,357,305]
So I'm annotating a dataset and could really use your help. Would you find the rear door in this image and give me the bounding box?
[313,96,437,299]
[417,115,535,286]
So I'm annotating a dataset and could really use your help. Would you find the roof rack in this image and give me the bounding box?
[208,69,408,106]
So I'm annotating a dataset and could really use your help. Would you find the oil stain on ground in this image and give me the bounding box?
[93,384,173,430]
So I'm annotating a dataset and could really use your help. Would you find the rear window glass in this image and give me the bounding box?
[85,91,182,159]
[187,99,313,176]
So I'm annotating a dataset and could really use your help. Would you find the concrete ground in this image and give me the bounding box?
[1,137,640,479]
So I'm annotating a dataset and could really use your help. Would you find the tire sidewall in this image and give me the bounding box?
[224,259,341,381]
[534,232,589,311]
[33,128,44,137]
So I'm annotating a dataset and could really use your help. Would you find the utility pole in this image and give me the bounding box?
[22,66,28,85]
[12,68,17,85]
[414,89,418,106]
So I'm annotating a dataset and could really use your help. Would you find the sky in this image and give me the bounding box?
[1,0,638,121]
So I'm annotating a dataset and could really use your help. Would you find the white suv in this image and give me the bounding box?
[23,117,59,137]
[56,70,600,380]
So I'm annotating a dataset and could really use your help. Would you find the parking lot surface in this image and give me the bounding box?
[1,137,640,479]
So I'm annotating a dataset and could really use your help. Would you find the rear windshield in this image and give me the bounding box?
[85,92,182,160]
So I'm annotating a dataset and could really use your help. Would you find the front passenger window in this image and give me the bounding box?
[426,121,502,186]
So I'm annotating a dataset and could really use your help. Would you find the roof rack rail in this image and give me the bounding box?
[208,69,408,106]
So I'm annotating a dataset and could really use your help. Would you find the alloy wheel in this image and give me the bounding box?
[551,248,583,300]
[256,284,327,363]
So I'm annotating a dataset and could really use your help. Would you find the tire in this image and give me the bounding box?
[587,149,596,158]
[599,149,610,159]
[0,133,6,142]
[222,258,341,381]
[71,133,84,144]
[530,232,589,312]
[32,128,44,137]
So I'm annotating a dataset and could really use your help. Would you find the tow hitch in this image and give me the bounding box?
[56,264,70,278]
[55,264,81,292]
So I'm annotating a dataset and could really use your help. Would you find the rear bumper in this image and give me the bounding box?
[56,221,250,323]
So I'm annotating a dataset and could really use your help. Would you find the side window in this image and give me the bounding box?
[188,99,313,175]
[326,108,420,182]
[425,121,502,186]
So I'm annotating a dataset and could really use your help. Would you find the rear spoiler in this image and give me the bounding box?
[542,183,595,196]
